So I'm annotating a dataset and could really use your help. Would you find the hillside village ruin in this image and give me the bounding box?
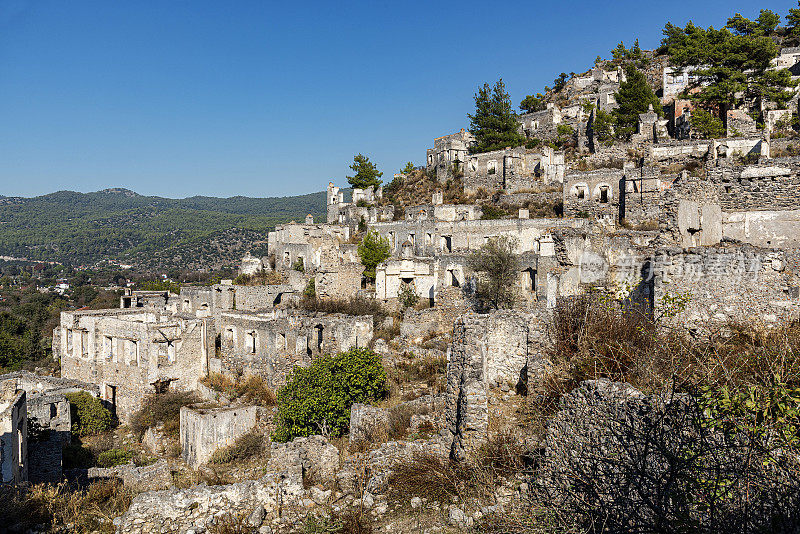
[4,41,800,533]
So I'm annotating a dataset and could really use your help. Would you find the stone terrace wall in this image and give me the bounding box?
[708,159,800,211]
[116,472,305,534]
[653,244,800,327]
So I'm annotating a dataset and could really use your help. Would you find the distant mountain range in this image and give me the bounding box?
[0,188,330,272]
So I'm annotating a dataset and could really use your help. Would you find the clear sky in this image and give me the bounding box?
[1,0,797,198]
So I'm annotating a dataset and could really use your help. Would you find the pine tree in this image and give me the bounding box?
[788,2,800,36]
[347,154,383,190]
[612,65,662,139]
[662,21,793,112]
[519,93,546,113]
[400,162,415,175]
[468,79,526,154]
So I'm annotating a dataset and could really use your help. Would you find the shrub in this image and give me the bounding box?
[2,479,135,533]
[65,392,112,437]
[358,230,390,282]
[273,348,388,441]
[469,235,520,309]
[129,390,199,438]
[97,448,134,468]
[209,431,265,464]
[303,278,316,299]
[397,283,419,309]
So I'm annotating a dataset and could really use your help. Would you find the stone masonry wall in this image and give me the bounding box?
[180,404,264,467]
[653,244,800,327]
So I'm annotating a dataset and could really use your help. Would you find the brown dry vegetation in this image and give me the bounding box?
[201,372,277,406]
[387,432,526,504]
[1,479,135,533]
[232,270,285,286]
[129,390,200,438]
[524,293,800,433]
[381,169,475,215]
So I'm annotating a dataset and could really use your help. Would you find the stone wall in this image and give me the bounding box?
[659,160,800,249]
[28,436,62,484]
[444,310,550,459]
[215,310,373,387]
[57,309,211,422]
[372,216,588,258]
[652,244,800,327]
[180,404,264,467]
[0,389,27,484]
[563,168,622,220]
[116,471,305,533]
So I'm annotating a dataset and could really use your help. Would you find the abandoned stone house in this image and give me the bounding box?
[120,288,179,311]
[426,136,565,191]
[238,252,265,276]
[518,106,562,140]
[426,129,475,182]
[0,371,99,484]
[563,168,623,220]
[179,283,297,316]
[372,212,587,259]
[0,386,26,485]
[212,310,373,387]
[658,158,800,249]
[180,404,266,468]
[772,47,800,77]
[326,182,394,230]
[268,219,351,271]
[55,308,213,422]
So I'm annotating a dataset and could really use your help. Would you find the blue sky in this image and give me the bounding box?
[1,0,797,198]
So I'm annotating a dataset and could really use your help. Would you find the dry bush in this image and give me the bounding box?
[2,479,135,533]
[374,320,400,342]
[232,270,285,286]
[527,292,800,435]
[301,296,393,330]
[129,390,199,438]
[209,431,266,464]
[201,373,276,406]
[477,431,527,478]
[388,433,528,505]
[386,403,418,440]
[387,452,469,502]
[392,354,447,385]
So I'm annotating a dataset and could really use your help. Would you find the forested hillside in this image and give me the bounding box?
[0,188,327,271]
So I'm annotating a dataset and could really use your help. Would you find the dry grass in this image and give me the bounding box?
[1,479,135,533]
[207,512,250,534]
[301,296,394,332]
[524,293,800,435]
[129,390,200,438]
[660,159,704,177]
[232,270,285,286]
[387,431,527,505]
[201,372,277,406]
[391,354,447,386]
[209,431,267,464]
